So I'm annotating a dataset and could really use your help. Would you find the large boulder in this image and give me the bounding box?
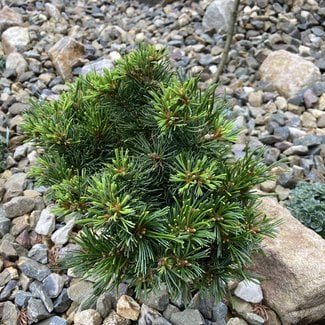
[259,50,321,98]
[202,0,234,33]
[248,197,325,325]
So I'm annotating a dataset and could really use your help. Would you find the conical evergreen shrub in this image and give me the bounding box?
[23,44,278,303]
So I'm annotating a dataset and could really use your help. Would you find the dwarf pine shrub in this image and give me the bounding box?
[285,182,325,238]
[23,44,278,303]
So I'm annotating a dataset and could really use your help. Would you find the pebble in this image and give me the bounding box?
[1,301,19,325]
[67,280,93,304]
[18,257,51,281]
[143,284,169,312]
[103,310,130,325]
[37,316,69,325]
[227,318,248,325]
[35,206,56,236]
[74,309,102,325]
[3,172,27,202]
[43,273,65,298]
[53,288,72,313]
[117,295,140,321]
[49,37,84,81]
[29,280,54,312]
[27,297,51,323]
[138,304,162,325]
[96,292,113,318]
[170,309,205,325]
[15,290,33,307]
[51,218,75,245]
[27,243,48,264]
[3,196,35,218]
[1,27,30,54]
[234,280,263,304]
[0,216,11,238]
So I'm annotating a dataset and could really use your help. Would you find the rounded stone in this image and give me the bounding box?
[74,309,102,325]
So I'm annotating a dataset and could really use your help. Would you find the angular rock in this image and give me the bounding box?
[35,206,56,236]
[0,269,11,287]
[202,0,234,33]
[143,284,169,312]
[18,257,51,281]
[0,279,18,300]
[304,89,319,108]
[117,294,140,321]
[0,238,17,259]
[96,292,112,318]
[163,304,180,320]
[51,218,75,245]
[1,26,30,55]
[170,309,205,325]
[248,197,325,324]
[0,216,10,238]
[27,298,51,323]
[103,310,131,325]
[45,3,62,20]
[259,180,276,193]
[1,301,19,325]
[245,312,265,325]
[0,6,23,33]
[14,290,32,307]
[3,196,34,218]
[43,273,65,298]
[234,280,263,304]
[188,292,215,319]
[3,172,27,202]
[230,296,253,322]
[293,134,325,147]
[152,317,172,325]
[138,304,162,325]
[212,302,228,322]
[9,103,30,116]
[248,91,264,107]
[29,280,54,312]
[5,52,28,78]
[53,288,72,313]
[13,144,29,161]
[81,59,114,76]
[28,243,48,264]
[49,37,84,80]
[259,50,321,98]
[74,309,102,325]
[67,280,93,304]
[301,111,317,128]
[283,145,308,156]
[37,316,69,325]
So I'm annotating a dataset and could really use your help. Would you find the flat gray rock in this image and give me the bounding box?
[170,309,205,325]
[18,257,51,281]
[3,196,35,218]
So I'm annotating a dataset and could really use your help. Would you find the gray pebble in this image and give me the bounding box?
[18,257,51,281]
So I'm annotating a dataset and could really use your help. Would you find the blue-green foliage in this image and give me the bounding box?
[286,182,325,238]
